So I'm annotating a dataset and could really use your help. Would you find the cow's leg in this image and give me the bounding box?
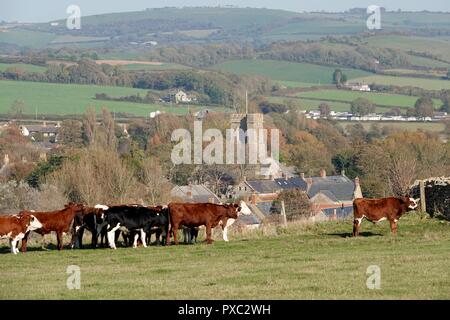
[353,217,362,237]
[91,230,98,249]
[155,229,161,246]
[140,229,147,248]
[71,228,84,249]
[56,232,64,250]
[10,239,17,254]
[206,224,213,245]
[172,224,179,245]
[21,231,30,253]
[107,224,121,249]
[390,220,398,235]
[222,225,229,242]
[132,233,139,248]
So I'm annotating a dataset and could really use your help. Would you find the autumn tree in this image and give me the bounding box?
[60,120,84,148]
[414,97,434,119]
[350,98,375,116]
[318,103,331,117]
[276,189,312,220]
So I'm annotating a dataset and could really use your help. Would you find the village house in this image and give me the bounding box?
[19,122,60,142]
[349,83,371,92]
[234,169,362,220]
[162,90,196,104]
[171,184,221,204]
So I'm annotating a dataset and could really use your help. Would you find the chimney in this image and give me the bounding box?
[341,169,346,176]
[300,172,305,180]
[243,176,247,182]
[320,169,326,178]
[186,182,193,199]
[251,193,257,205]
[3,154,9,165]
[43,121,47,127]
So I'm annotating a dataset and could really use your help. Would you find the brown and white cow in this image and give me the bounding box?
[0,213,43,254]
[21,202,85,251]
[352,196,419,236]
[167,201,249,245]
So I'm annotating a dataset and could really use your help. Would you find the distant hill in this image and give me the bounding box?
[7,7,449,47]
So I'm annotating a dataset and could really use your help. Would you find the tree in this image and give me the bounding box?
[276,189,312,220]
[414,97,434,119]
[59,120,84,148]
[351,98,375,116]
[332,69,342,86]
[318,103,331,117]
[441,92,450,113]
[390,107,402,116]
[8,100,27,118]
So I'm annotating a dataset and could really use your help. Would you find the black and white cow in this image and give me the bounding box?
[103,205,169,249]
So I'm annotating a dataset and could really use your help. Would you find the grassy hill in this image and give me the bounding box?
[1,214,450,299]
[212,60,372,85]
[0,80,213,116]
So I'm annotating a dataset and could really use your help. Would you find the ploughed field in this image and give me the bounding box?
[1,213,449,299]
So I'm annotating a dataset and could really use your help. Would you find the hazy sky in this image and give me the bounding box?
[1,0,449,22]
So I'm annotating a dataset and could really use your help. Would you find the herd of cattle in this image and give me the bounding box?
[0,196,420,254]
[0,201,253,254]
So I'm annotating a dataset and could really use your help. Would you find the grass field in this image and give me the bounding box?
[0,63,47,73]
[366,35,450,63]
[353,75,450,91]
[212,60,372,85]
[1,214,450,299]
[0,29,55,48]
[0,80,208,116]
[296,90,442,109]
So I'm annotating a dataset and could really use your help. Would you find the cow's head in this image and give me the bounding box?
[20,213,43,231]
[406,197,419,210]
[237,200,252,216]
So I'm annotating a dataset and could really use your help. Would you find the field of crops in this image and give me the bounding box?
[296,89,442,109]
[212,60,372,86]
[1,214,450,299]
[0,80,208,116]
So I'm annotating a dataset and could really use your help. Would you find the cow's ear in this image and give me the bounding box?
[233,203,239,208]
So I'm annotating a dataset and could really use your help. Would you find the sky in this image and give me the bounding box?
[1,0,450,22]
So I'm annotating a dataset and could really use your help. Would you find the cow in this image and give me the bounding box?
[103,205,169,249]
[21,202,85,252]
[352,196,419,236]
[167,201,251,245]
[0,213,43,254]
[71,205,108,249]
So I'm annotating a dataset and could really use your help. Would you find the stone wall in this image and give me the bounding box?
[410,177,450,217]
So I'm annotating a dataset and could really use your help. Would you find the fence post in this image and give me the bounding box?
[419,180,426,213]
[281,201,287,228]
